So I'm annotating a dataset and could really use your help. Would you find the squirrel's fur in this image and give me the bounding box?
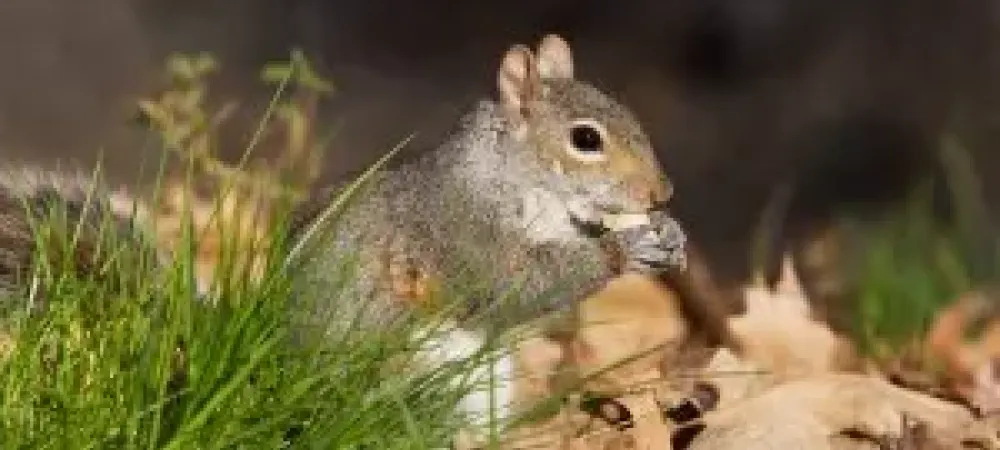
[291,35,674,335]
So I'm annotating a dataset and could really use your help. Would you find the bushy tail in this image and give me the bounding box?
[0,166,156,302]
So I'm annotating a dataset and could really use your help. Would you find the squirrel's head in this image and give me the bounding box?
[495,34,672,226]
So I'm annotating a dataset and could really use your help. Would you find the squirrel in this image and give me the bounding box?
[288,34,698,427]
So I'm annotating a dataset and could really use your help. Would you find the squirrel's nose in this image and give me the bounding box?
[627,174,673,209]
[652,177,674,203]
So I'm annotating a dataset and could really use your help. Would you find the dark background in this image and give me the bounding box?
[3,0,1000,282]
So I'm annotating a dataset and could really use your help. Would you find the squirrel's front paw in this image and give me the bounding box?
[615,213,687,274]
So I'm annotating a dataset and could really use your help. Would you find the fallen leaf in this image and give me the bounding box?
[729,253,859,383]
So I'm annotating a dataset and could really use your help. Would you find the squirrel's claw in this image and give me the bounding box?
[615,214,687,273]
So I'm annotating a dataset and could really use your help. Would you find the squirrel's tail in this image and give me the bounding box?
[0,166,156,301]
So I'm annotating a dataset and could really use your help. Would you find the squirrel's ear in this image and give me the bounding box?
[536,34,574,79]
[497,44,541,118]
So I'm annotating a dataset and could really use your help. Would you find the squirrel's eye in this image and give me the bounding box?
[565,119,609,163]
[570,124,604,153]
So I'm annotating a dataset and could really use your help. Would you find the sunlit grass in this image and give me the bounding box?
[848,135,998,365]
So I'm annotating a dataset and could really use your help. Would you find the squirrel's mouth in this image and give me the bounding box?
[565,196,673,239]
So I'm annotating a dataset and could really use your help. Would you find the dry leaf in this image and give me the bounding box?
[729,253,858,384]
[926,291,1000,415]
[688,372,974,450]
[476,273,692,450]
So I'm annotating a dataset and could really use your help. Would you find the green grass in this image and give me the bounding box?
[0,52,521,449]
[0,170,512,449]
[849,191,974,360]
[847,135,999,364]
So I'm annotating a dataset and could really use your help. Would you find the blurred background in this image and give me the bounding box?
[2,0,1000,283]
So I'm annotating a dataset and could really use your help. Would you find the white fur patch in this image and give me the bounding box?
[520,187,581,244]
[416,323,515,429]
[461,350,515,429]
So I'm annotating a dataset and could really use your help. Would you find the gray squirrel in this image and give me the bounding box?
[290,34,687,333]
[288,34,689,426]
